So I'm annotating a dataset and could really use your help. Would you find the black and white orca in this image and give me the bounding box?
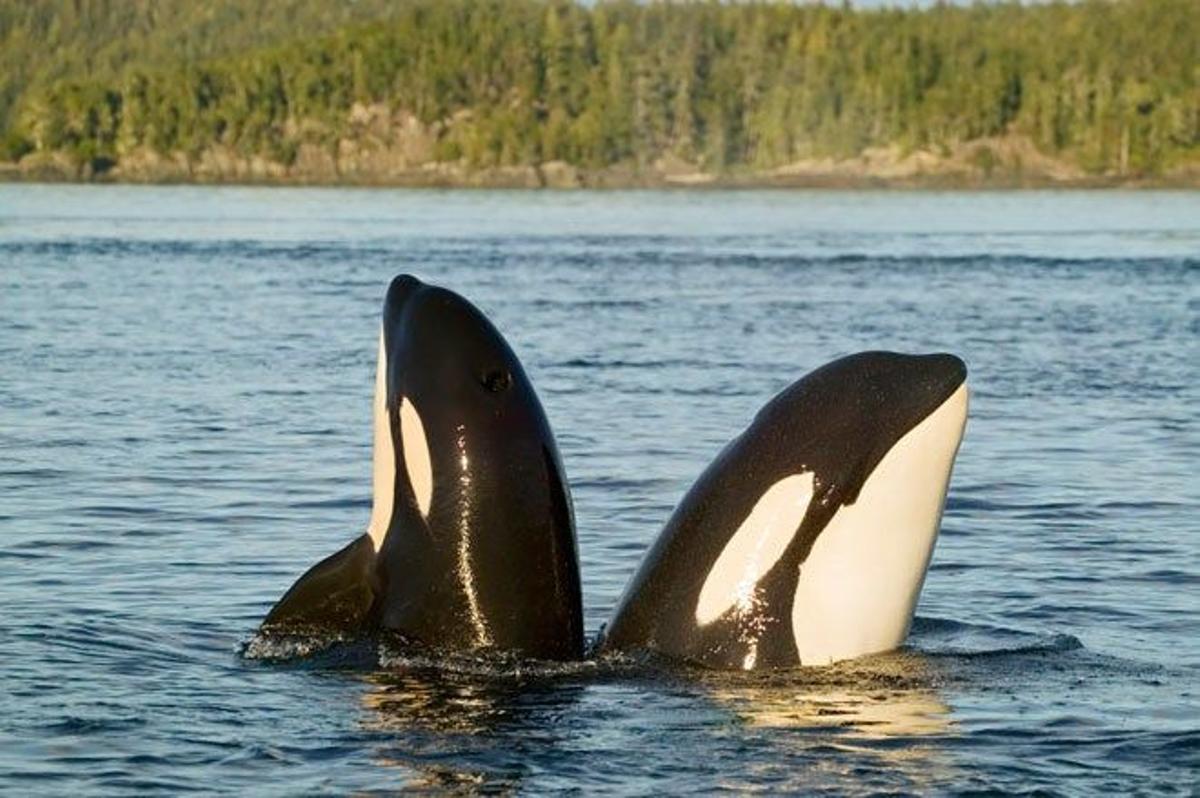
[261,275,584,661]
[596,352,969,669]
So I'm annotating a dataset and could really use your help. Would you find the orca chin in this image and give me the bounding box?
[261,275,584,661]
[597,351,969,670]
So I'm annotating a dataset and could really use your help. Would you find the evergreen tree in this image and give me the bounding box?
[2,0,1195,180]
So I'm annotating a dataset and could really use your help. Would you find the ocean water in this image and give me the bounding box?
[1,185,1197,794]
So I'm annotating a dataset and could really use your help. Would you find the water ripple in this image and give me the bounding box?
[1,187,1196,795]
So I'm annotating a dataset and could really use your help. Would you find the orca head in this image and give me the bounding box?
[751,351,967,505]
[768,351,969,665]
[598,350,968,670]
[368,275,582,658]
[382,274,531,416]
[690,352,969,668]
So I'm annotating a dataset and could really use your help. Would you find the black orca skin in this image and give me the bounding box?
[596,352,968,669]
[262,275,584,661]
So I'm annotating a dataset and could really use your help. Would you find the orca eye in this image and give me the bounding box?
[481,369,512,394]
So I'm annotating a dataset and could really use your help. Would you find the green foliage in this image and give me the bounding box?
[0,0,408,133]
[3,0,1197,178]
[0,129,33,161]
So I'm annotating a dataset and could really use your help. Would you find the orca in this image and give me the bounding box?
[261,275,584,660]
[596,352,968,669]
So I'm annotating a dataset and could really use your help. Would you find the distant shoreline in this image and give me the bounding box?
[6,0,1195,197]
[3,159,1194,191]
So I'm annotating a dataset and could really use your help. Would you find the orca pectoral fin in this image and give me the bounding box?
[261,534,379,634]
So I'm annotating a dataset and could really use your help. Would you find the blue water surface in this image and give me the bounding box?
[1,186,1197,794]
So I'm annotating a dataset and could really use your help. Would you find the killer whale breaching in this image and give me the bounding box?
[595,352,969,669]
[261,275,584,660]
[260,275,969,669]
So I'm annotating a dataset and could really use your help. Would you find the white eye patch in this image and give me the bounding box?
[367,330,395,552]
[399,396,433,519]
[695,472,815,625]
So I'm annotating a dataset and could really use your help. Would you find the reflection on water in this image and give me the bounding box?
[360,670,518,789]
[716,683,950,738]
[708,651,952,737]
[702,652,959,792]
[361,669,529,735]
[352,646,959,792]
[358,656,588,790]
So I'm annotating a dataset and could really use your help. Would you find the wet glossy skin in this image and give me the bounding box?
[262,275,584,660]
[598,352,968,668]
[376,276,583,659]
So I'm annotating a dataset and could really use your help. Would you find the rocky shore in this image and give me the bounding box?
[3,106,1195,189]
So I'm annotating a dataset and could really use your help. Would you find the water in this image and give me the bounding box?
[1,186,1197,794]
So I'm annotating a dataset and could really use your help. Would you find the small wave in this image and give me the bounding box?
[241,614,1096,689]
[42,715,147,734]
[242,630,606,680]
[290,497,370,510]
[377,644,602,680]
[1108,730,1200,765]
[942,633,1084,659]
[241,629,365,664]
[910,616,1083,658]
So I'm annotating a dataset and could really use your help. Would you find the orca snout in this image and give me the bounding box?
[920,352,968,395]
[385,273,424,312]
[930,352,967,382]
[386,275,482,327]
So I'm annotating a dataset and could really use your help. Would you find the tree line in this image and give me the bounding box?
[3,0,1197,179]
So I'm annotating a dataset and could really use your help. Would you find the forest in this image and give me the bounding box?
[1,0,1196,185]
